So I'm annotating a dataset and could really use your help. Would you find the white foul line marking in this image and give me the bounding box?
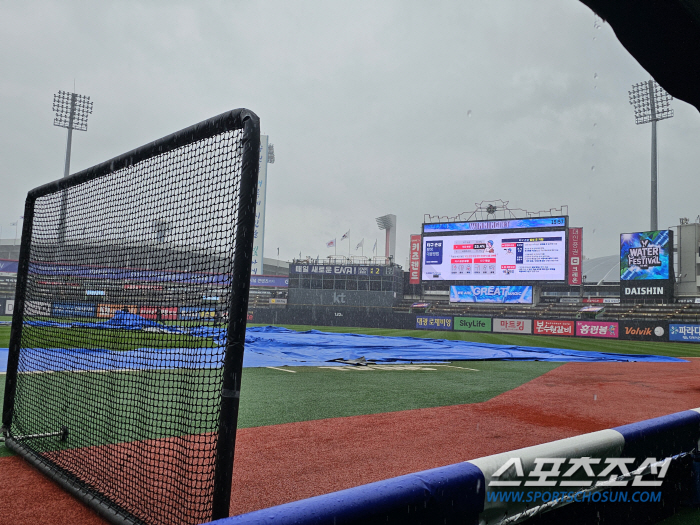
[266,367,296,373]
[435,364,480,371]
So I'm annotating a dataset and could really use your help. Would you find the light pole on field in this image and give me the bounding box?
[53,90,93,247]
[628,80,673,231]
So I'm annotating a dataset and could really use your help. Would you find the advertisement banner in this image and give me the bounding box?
[534,319,574,336]
[269,298,287,304]
[450,286,532,304]
[251,134,268,277]
[619,320,668,342]
[669,324,700,343]
[251,275,288,287]
[620,283,673,301]
[575,321,619,338]
[179,307,215,320]
[409,234,421,284]
[583,298,620,304]
[454,317,492,332]
[4,299,14,316]
[423,217,567,233]
[29,262,232,285]
[415,315,453,330]
[25,300,51,316]
[97,304,137,318]
[620,230,672,280]
[493,318,532,334]
[53,302,97,318]
[0,259,18,273]
[568,227,582,285]
[139,307,178,321]
[290,264,394,276]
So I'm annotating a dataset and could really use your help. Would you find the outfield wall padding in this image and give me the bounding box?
[214,462,484,525]
[209,408,700,525]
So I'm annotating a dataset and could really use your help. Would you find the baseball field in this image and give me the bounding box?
[2,319,700,524]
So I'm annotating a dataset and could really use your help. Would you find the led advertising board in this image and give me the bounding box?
[449,285,533,304]
[423,217,566,233]
[620,230,672,280]
[422,230,566,282]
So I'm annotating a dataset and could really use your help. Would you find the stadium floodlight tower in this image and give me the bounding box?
[53,90,93,178]
[628,79,673,231]
[53,90,93,246]
[375,214,396,263]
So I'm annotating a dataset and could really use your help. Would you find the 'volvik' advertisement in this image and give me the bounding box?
[619,320,669,342]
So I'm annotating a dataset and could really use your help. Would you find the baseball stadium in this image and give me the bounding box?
[4,3,700,525]
[1,109,700,525]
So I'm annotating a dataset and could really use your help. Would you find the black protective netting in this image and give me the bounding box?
[5,121,253,525]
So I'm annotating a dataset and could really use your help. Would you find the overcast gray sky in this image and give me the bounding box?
[2,1,699,267]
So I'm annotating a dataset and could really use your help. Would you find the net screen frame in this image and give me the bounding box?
[620,230,672,281]
[421,216,569,284]
[1,108,260,525]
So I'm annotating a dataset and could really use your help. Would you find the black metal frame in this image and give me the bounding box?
[1,108,260,524]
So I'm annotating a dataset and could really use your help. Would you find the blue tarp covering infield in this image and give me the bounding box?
[0,317,686,373]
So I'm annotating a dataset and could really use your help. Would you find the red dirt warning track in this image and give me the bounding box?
[3,360,700,524]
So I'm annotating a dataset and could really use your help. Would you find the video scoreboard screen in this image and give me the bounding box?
[421,217,568,283]
[620,230,672,281]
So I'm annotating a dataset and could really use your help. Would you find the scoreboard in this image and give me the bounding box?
[421,217,568,283]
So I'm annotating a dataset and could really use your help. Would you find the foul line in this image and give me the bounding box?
[435,364,480,371]
[266,367,296,373]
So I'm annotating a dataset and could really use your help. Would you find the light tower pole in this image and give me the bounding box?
[628,80,673,231]
[52,90,93,245]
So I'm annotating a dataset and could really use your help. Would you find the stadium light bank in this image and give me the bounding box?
[628,80,673,231]
[52,90,93,245]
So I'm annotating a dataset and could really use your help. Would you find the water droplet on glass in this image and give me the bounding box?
[591,143,595,147]
[591,166,595,171]
[594,73,598,79]
[594,394,597,400]
[593,123,597,127]
[593,36,597,41]
[467,110,472,118]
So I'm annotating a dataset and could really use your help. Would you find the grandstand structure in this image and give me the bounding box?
[4,215,700,326]
[6,238,700,325]
[0,237,288,319]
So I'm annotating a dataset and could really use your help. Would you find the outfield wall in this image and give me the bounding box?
[208,409,700,525]
[250,307,700,344]
[15,298,700,344]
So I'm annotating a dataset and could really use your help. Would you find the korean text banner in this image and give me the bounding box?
[493,318,533,334]
[423,217,566,233]
[409,234,421,285]
[670,324,700,342]
[534,319,574,336]
[423,231,566,282]
[576,321,619,338]
[415,315,453,330]
[450,286,532,304]
[568,227,582,285]
[620,230,671,280]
